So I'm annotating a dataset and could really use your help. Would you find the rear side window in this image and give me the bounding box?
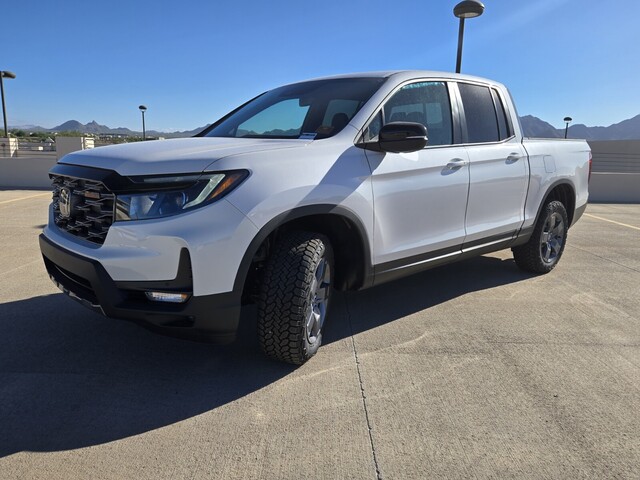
[381,81,453,146]
[458,83,499,143]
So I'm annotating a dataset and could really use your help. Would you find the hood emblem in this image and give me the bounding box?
[59,187,72,218]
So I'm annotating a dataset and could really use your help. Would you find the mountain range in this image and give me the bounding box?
[12,120,207,138]
[519,114,640,140]
[12,114,640,140]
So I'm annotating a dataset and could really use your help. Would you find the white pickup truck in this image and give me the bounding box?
[40,70,591,364]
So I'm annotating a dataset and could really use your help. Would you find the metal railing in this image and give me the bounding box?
[16,140,56,152]
[588,141,640,174]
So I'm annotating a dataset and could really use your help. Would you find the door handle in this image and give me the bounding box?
[446,158,468,170]
[506,153,521,163]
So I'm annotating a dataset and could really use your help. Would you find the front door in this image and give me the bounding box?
[363,81,470,280]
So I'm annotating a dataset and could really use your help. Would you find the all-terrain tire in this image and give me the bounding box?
[512,200,569,273]
[257,231,334,365]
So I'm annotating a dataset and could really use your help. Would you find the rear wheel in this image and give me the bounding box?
[512,200,569,273]
[257,231,333,365]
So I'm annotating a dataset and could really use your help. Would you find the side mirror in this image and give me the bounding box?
[378,122,428,153]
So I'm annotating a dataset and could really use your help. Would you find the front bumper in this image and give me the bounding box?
[40,234,242,343]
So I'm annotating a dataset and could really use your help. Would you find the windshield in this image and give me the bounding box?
[203,77,385,140]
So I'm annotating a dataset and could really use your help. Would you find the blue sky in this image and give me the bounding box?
[2,0,639,132]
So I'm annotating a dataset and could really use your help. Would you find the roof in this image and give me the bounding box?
[290,70,499,86]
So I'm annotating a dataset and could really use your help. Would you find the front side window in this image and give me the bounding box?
[205,78,384,140]
[458,83,500,143]
[364,81,453,146]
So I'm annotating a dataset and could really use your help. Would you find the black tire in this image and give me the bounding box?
[512,200,569,273]
[257,231,334,365]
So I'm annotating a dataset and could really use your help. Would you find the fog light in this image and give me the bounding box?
[145,292,190,303]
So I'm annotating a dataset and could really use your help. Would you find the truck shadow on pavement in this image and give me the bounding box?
[0,255,532,456]
[326,255,535,344]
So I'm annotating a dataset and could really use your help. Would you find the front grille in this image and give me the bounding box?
[52,174,115,244]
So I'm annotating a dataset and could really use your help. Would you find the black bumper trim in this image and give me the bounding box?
[572,202,588,227]
[39,234,241,343]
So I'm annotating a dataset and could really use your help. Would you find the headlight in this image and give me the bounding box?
[115,170,248,221]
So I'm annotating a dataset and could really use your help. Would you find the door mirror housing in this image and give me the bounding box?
[378,122,428,153]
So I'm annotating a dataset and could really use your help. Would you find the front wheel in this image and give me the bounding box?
[512,200,569,273]
[257,231,333,365]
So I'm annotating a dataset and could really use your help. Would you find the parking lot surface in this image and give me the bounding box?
[0,191,638,479]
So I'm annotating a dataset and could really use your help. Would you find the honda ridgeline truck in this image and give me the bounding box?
[40,71,591,364]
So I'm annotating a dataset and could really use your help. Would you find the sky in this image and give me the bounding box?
[2,0,639,132]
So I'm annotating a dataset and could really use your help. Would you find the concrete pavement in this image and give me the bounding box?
[0,191,638,479]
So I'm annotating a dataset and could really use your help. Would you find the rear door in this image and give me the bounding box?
[455,82,528,245]
[363,80,470,280]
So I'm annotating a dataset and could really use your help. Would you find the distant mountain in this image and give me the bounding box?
[10,114,640,140]
[10,124,48,132]
[519,115,562,138]
[51,120,91,132]
[176,125,210,137]
[43,120,209,138]
[520,114,640,140]
[566,114,640,140]
[51,120,138,136]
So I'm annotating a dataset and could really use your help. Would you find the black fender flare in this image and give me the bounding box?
[517,179,577,243]
[232,204,374,295]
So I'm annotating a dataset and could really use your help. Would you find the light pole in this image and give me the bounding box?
[563,116,572,139]
[453,1,485,74]
[139,105,147,140]
[1,70,16,137]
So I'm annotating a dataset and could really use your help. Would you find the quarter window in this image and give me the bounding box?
[491,88,512,140]
[363,111,383,142]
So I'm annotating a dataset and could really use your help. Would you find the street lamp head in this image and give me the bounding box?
[139,105,147,112]
[564,116,572,123]
[0,71,16,79]
[454,0,485,19]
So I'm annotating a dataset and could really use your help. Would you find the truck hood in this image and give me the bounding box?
[58,137,310,176]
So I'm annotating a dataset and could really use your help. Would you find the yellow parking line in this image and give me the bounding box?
[584,213,640,231]
[0,192,50,205]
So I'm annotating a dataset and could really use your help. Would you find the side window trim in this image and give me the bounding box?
[448,82,466,144]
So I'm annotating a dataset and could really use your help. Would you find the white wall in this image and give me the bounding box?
[0,151,57,189]
[588,140,640,173]
[588,173,640,203]
[587,141,640,203]
[0,137,95,189]
[56,137,94,160]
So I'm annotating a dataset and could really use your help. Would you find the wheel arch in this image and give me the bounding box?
[233,205,373,300]
[516,180,577,247]
[540,180,576,226]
